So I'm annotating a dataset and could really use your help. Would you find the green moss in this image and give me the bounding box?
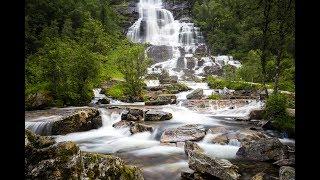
[208,93,222,100]
[105,83,125,99]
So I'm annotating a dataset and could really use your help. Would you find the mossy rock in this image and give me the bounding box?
[82,152,144,180]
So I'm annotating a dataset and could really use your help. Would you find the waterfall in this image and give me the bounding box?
[127,0,203,52]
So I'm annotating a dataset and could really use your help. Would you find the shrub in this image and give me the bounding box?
[265,93,295,137]
[105,84,125,100]
[208,93,222,100]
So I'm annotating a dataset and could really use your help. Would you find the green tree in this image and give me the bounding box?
[117,45,150,102]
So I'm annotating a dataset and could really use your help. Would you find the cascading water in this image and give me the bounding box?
[127,0,203,49]
[127,0,211,79]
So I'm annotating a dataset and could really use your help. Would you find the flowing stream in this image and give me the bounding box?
[25,0,293,179]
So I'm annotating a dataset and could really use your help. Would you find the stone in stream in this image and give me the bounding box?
[160,124,206,143]
[121,108,144,121]
[248,109,265,120]
[97,98,110,104]
[51,108,102,135]
[186,88,204,99]
[145,94,177,105]
[188,150,240,180]
[113,120,153,134]
[279,166,295,180]
[144,110,173,121]
[236,138,286,161]
[113,120,133,128]
[82,152,144,180]
[130,123,154,134]
[25,130,144,180]
[208,129,267,146]
[184,141,204,157]
[146,45,173,64]
[251,172,267,180]
[273,158,295,167]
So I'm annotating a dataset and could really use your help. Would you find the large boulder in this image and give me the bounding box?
[160,124,206,143]
[147,45,173,64]
[186,57,196,69]
[121,108,144,121]
[25,91,53,110]
[145,110,173,121]
[51,108,102,135]
[177,56,186,69]
[188,150,240,180]
[279,166,295,180]
[194,44,208,56]
[82,152,144,180]
[25,130,145,180]
[186,89,204,99]
[184,141,204,157]
[112,120,133,129]
[236,138,286,161]
[25,130,83,179]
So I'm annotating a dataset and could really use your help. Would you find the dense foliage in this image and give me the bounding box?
[25,0,147,107]
[193,0,295,92]
[265,93,295,137]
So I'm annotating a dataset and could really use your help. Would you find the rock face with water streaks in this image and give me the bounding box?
[51,108,102,135]
[160,124,206,143]
[236,138,286,161]
[147,45,173,64]
[188,151,240,180]
[25,130,144,180]
[145,110,173,121]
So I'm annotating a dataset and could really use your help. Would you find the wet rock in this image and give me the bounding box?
[25,130,82,179]
[188,150,240,180]
[208,126,228,134]
[177,56,186,69]
[82,152,144,180]
[145,110,173,121]
[251,172,266,180]
[279,166,295,180]
[130,123,154,134]
[203,65,223,76]
[207,128,267,146]
[160,124,206,143]
[113,120,133,129]
[274,158,295,167]
[121,108,144,121]
[25,91,53,110]
[236,138,286,161]
[163,83,191,94]
[159,70,178,83]
[147,45,173,64]
[145,94,177,105]
[186,88,204,99]
[186,57,196,69]
[261,120,276,130]
[25,130,144,179]
[51,108,102,135]
[97,98,110,104]
[194,44,208,56]
[249,109,265,120]
[184,141,204,156]
[197,58,205,67]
